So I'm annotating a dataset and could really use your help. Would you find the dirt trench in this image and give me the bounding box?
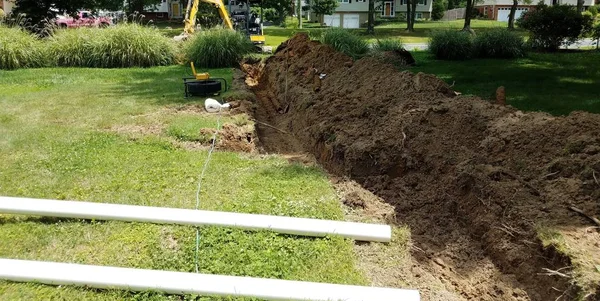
[240,34,600,300]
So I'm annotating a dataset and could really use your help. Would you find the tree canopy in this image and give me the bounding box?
[311,0,338,17]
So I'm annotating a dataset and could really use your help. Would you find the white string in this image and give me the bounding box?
[194,106,222,273]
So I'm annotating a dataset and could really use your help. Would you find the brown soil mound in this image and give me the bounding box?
[245,33,600,300]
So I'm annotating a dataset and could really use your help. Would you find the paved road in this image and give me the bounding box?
[403,38,598,51]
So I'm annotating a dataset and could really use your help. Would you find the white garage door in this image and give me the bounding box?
[497,7,528,22]
[343,14,360,29]
[324,14,341,27]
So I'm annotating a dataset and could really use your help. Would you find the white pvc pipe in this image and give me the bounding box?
[0,259,420,301]
[0,196,391,242]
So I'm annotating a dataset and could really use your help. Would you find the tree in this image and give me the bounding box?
[431,0,446,20]
[125,0,162,13]
[576,0,584,12]
[311,0,338,21]
[12,0,145,27]
[517,4,587,50]
[263,0,293,25]
[508,0,531,29]
[297,0,302,28]
[13,0,123,29]
[366,0,375,34]
[406,0,412,31]
[405,0,418,32]
[463,0,474,31]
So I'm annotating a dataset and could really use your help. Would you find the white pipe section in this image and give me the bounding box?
[0,259,420,301]
[0,196,391,242]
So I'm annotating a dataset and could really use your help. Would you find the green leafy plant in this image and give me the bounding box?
[587,5,598,17]
[320,28,369,59]
[184,29,254,68]
[428,30,473,60]
[593,23,600,50]
[517,4,587,51]
[0,24,47,70]
[473,28,525,59]
[48,23,175,68]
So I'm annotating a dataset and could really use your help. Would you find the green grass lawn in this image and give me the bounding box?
[0,66,366,299]
[409,51,600,115]
[264,19,518,46]
[155,19,514,46]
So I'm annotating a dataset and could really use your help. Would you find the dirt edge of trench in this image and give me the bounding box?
[240,33,600,301]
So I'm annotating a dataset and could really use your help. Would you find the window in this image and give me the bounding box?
[339,0,349,3]
[356,0,367,2]
[400,0,407,4]
[416,12,422,19]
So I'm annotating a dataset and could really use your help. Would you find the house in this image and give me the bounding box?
[319,0,433,29]
[1,0,15,14]
[140,0,182,20]
[476,0,594,21]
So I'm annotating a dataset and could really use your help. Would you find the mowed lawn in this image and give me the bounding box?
[264,19,517,46]
[0,67,366,299]
[410,51,600,115]
[155,19,514,46]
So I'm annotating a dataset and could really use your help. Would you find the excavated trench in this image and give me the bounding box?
[239,34,600,300]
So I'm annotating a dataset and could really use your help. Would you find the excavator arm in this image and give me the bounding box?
[183,0,233,34]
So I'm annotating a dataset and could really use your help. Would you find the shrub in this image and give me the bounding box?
[250,7,278,22]
[0,24,47,70]
[48,23,175,68]
[184,29,254,68]
[431,0,446,21]
[428,30,473,60]
[581,11,595,38]
[372,38,405,52]
[320,28,369,59]
[587,5,598,17]
[593,23,600,50]
[473,28,525,58]
[517,4,586,51]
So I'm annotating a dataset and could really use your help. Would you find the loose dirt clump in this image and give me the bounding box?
[246,33,600,300]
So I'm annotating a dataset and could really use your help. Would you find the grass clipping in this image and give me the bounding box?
[48,23,175,68]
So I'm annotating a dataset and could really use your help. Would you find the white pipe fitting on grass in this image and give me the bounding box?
[0,259,420,301]
[205,98,229,113]
[0,196,392,242]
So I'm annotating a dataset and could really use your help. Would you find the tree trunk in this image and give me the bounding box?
[410,0,417,31]
[463,0,473,31]
[297,0,303,28]
[278,8,286,26]
[406,0,413,31]
[507,0,517,29]
[367,0,375,34]
[577,0,584,12]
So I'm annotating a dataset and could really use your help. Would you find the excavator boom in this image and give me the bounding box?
[183,0,234,34]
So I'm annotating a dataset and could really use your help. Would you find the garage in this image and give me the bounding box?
[342,14,360,29]
[496,7,528,22]
[324,14,341,27]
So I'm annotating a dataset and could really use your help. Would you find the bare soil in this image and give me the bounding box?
[242,33,600,300]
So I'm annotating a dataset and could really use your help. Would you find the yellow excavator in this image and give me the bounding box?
[180,0,266,45]
[179,0,267,97]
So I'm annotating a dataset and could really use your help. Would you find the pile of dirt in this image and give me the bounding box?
[244,33,600,300]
